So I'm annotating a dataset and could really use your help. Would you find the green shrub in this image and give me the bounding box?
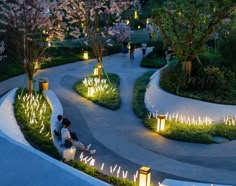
[141,56,166,68]
[219,30,236,72]
[160,63,236,104]
[0,57,24,82]
[198,52,223,66]
[152,40,166,57]
[74,73,121,110]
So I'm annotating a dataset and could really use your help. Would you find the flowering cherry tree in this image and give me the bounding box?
[56,0,132,81]
[113,22,133,43]
[0,0,9,61]
[4,0,62,93]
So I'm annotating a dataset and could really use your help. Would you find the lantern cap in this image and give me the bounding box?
[157,115,166,119]
[139,166,151,174]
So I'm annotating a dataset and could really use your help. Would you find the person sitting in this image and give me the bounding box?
[54,114,63,137]
[61,120,96,154]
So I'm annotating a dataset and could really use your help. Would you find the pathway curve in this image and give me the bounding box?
[0,49,236,185]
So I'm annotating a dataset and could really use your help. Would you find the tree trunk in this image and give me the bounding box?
[97,62,102,82]
[184,61,192,76]
[183,55,195,76]
[28,79,33,94]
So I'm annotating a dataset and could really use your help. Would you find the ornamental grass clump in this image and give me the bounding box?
[74,73,121,110]
[14,89,59,158]
[83,77,116,95]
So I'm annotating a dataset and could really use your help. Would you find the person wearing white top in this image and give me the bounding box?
[61,120,96,154]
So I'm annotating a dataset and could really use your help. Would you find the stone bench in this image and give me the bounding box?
[43,90,76,162]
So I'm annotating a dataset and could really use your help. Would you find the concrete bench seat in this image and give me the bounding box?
[43,90,76,162]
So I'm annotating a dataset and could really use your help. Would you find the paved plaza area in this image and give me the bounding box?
[0,48,236,185]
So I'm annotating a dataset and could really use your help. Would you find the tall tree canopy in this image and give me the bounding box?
[152,0,236,75]
[3,0,62,93]
[55,0,131,80]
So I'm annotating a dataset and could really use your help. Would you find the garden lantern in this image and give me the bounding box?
[138,166,151,186]
[93,66,98,75]
[134,10,138,19]
[83,51,89,60]
[146,18,151,24]
[97,63,102,80]
[157,115,166,132]
[87,84,94,97]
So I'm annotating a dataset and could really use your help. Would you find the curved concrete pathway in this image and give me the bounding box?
[0,49,236,185]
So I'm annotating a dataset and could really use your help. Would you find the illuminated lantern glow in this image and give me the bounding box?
[134,10,138,19]
[87,84,94,97]
[157,115,166,132]
[138,166,151,186]
[83,51,89,60]
[94,66,98,75]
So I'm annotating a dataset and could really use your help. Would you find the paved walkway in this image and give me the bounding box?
[0,48,236,185]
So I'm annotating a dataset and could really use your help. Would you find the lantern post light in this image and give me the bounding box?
[93,66,98,75]
[97,63,102,80]
[146,18,151,24]
[134,10,138,19]
[138,166,151,186]
[157,115,166,132]
[83,51,89,60]
[87,84,94,97]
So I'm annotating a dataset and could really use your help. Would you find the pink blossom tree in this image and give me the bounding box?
[0,0,9,61]
[4,0,63,93]
[56,0,132,81]
[113,22,133,43]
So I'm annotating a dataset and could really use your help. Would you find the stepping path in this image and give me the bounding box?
[0,48,236,185]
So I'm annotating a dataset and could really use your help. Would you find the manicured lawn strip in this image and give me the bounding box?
[133,72,236,143]
[74,73,121,110]
[14,88,134,185]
